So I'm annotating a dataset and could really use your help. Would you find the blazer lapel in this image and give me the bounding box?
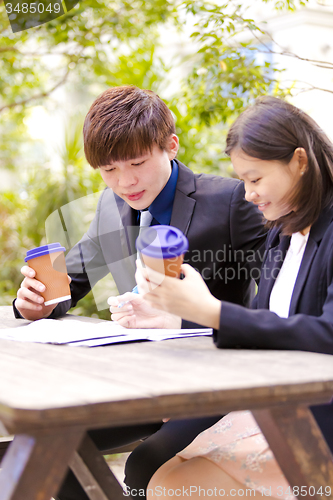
[288,237,318,315]
[170,161,196,235]
[289,207,333,315]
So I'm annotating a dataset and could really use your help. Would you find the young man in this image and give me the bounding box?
[14,86,266,500]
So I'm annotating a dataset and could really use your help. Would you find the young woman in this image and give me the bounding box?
[135,96,333,500]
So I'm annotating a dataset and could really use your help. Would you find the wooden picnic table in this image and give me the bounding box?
[0,305,332,500]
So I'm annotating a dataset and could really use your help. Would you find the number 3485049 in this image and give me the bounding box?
[5,3,61,14]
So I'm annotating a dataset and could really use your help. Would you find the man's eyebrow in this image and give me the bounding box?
[100,154,148,167]
[239,169,258,178]
[131,152,150,160]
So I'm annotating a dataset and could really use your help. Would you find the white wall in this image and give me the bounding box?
[251,0,333,139]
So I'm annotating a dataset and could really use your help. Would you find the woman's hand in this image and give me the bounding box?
[108,291,181,329]
[135,261,221,330]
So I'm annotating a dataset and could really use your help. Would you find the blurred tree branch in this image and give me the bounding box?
[249,28,333,70]
[0,68,70,113]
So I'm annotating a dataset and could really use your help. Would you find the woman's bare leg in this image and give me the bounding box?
[147,456,262,500]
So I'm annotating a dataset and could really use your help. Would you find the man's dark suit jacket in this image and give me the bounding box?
[50,160,266,318]
[214,206,333,453]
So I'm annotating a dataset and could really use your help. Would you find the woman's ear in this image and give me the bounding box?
[294,147,308,174]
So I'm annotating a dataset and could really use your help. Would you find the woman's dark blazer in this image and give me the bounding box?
[214,206,333,453]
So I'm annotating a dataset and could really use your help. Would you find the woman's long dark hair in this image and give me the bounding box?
[225,96,333,234]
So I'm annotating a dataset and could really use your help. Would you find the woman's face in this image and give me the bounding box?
[231,149,306,221]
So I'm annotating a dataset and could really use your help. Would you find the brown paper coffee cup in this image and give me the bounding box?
[140,253,184,278]
[25,243,71,306]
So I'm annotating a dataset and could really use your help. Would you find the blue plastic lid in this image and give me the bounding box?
[136,225,188,259]
[25,243,66,262]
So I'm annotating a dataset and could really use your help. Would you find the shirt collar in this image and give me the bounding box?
[289,231,309,256]
[146,159,179,225]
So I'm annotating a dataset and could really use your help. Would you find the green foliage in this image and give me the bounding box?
[0,108,28,170]
[0,0,178,98]
[0,0,179,169]
[179,0,290,128]
[0,191,30,304]
[23,123,103,246]
[0,116,108,316]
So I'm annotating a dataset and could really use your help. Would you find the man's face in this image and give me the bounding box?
[99,135,179,210]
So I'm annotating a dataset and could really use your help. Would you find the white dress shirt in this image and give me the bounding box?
[269,231,309,318]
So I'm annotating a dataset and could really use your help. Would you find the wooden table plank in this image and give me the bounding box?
[0,328,332,433]
[1,337,333,403]
[2,307,333,411]
[0,305,102,329]
[0,306,32,329]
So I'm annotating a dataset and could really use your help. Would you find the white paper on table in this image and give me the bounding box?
[0,319,212,347]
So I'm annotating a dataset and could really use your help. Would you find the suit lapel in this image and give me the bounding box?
[170,161,196,235]
[258,207,333,313]
[289,207,333,315]
[170,191,196,235]
[288,237,318,315]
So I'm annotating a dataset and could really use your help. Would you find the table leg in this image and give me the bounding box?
[69,433,125,500]
[0,429,84,500]
[252,406,333,500]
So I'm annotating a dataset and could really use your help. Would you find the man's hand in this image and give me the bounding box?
[15,266,70,321]
[108,291,181,329]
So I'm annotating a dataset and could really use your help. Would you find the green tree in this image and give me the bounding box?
[0,0,310,314]
[0,0,309,169]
